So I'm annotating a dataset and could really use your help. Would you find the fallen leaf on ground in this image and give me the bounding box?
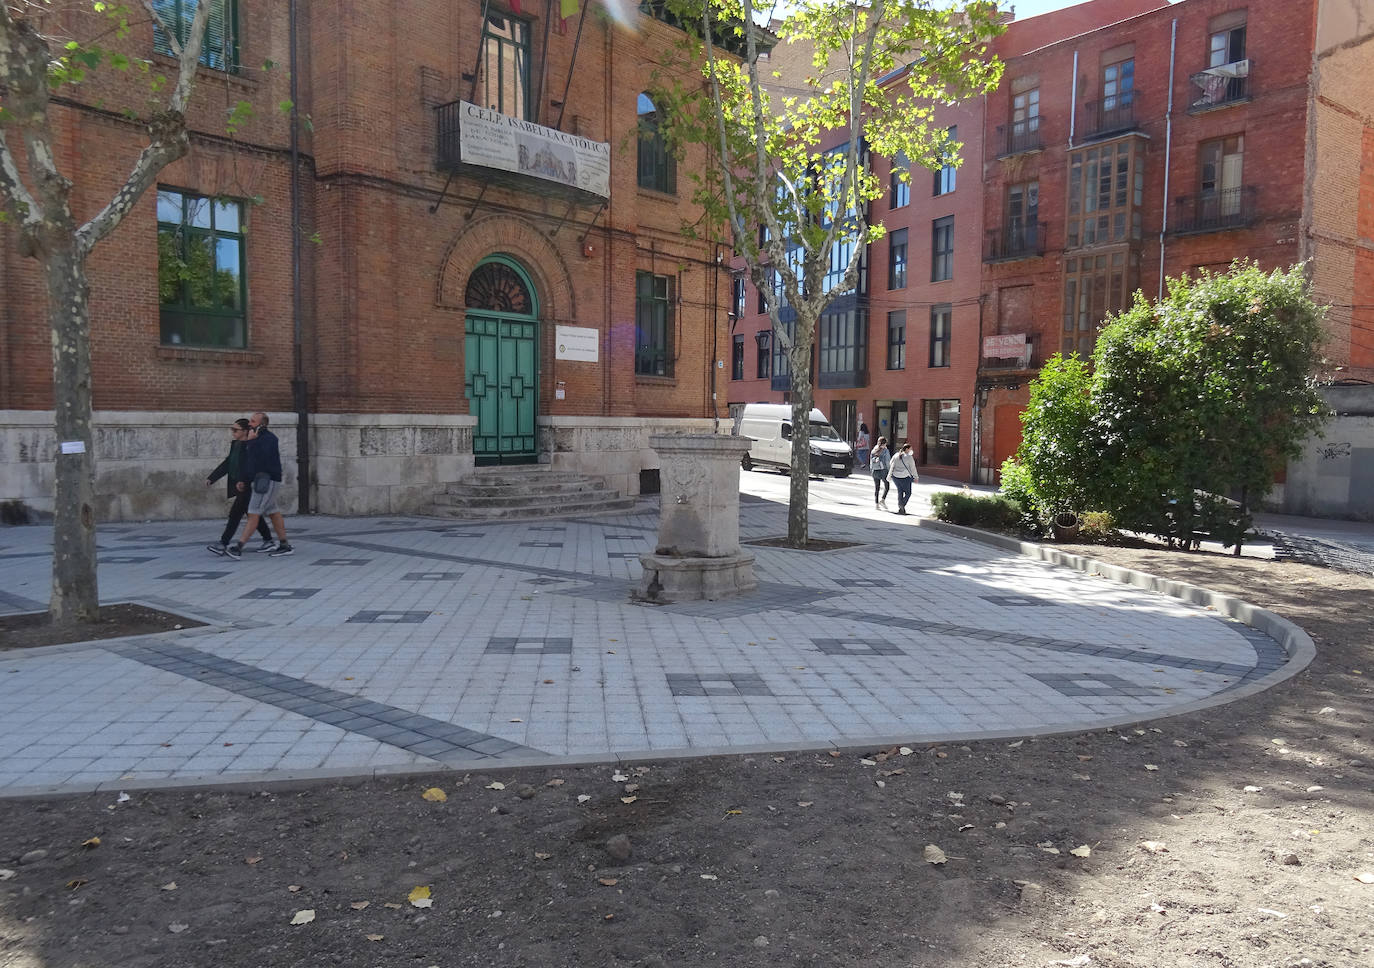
[421,787,447,802]
[81,837,100,849]
[612,773,629,782]
[408,886,433,908]
[66,878,88,890]
[1306,785,1324,793]
[700,873,719,880]
[828,751,841,758]
[245,856,262,865]
[1144,764,1160,771]
[1138,841,1168,853]
[1049,956,1090,967]
[365,934,384,941]
[1257,907,1287,918]
[168,922,188,934]
[350,901,369,910]
[1243,785,1263,792]
[485,782,505,791]
[290,910,315,926]
[620,796,638,804]
[534,852,552,860]
[598,878,619,886]
[1070,845,1092,858]
[1007,740,1023,748]
[923,845,948,865]
[383,902,402,910]
[797,801,813,808]
[160,882,177,891]
[899,747,913,756]
[288,885,301,893]
[577,795,591,804]
[1354,872,1374,884]
[508,718,522,723]
[1077,755,1093,761]
[1150,902,1166,914]
[860,758,877,766]
[545,778,564,787]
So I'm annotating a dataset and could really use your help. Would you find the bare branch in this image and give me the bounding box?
[140,0,182,58]
[77,0,216,250]
[0,128,41,233]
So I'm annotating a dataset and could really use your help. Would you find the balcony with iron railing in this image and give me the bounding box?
[1171,186,1258,235]
[1082,94,1138,139]
[980,333,1039,372]
[984,221,1046,263]
[1189,59,1251,113]
[996,120,1043,157]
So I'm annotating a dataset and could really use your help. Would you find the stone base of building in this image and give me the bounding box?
[635,551,758,602]
[0,410,722,522]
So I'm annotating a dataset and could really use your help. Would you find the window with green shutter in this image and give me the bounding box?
[151,0,238,72]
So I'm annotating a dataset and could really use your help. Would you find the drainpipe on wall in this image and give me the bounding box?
[1068,49,1078,149]
[972,293,986,483]
[288,0,311,513]
[1159,19,1177,301]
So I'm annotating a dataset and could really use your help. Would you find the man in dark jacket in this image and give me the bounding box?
[225,411,294,560]
[206,417,273,555]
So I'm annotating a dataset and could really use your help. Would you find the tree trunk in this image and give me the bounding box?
[46,242,99,625]
[787,325,816,547]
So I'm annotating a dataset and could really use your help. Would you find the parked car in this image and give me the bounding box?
[736,403,854,477]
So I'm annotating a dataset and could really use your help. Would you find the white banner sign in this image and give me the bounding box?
[982,333,1027,357]
[555,325,599,362]
[459,102,611,199]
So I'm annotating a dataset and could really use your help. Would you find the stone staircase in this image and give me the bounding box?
[427,467,637,520]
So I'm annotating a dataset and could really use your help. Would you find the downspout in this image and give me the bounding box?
[289,0,311,514]
[1159,18,1177,301]
[973,293,986,483]
[711,247,721,433]
[1068,49,1078,148]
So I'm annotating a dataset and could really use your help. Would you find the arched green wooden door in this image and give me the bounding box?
[464,258,539,465]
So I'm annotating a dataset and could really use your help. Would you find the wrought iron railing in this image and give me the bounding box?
[984,221,1046,262]
[1082,95,1137,138]
[1171,186,1258,235]
[1189,59,1251,111]
[436,100,463,169]
[996,120,1042,156]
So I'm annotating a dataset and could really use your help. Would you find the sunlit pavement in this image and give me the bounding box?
[0,473,1316,797]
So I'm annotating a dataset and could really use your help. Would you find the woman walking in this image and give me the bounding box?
[869,436,891,509]
[205,418,274,556]
[855,422,871,470]
[888,442,920,515]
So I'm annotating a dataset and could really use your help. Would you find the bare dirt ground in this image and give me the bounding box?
[2,544,1372,968]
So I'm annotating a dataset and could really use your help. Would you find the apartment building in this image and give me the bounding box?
[0,1,731,519]
[976,0,1374,519]
[728,0,1161,483]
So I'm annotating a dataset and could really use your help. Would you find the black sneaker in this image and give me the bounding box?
[268,542,294,557]
[224,543,243,561]
[254,539,279,553]
[206,543,227,556]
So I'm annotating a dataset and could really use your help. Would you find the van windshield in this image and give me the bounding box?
[808,420,842,442]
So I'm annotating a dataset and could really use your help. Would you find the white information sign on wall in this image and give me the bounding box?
[458,102,611,199]
[555,325,599,362]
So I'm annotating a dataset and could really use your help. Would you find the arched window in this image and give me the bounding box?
[465,259,534,315]
[636,93,676,195]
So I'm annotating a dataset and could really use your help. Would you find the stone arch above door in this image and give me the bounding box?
[436,215,575,323]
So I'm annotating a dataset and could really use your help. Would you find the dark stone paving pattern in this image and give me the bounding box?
[104,639,544,762]
[807,606,1277,683]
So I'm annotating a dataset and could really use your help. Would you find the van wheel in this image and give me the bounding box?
[741,454,753,471]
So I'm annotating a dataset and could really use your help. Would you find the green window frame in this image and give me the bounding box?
[637,93,677,194]
[157,188,247,348]
[635,271,674,377]
[479,14,532,120]
[151,0,238,73]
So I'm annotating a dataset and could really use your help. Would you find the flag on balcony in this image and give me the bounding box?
[561,0,578,18]
[509,0,522,13]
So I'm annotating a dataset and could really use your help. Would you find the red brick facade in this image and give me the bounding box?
[2,1,729,514]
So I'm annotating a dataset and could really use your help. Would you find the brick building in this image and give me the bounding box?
[976,0,1374,516]
[1,0,731,519]
[727,0,1161,483]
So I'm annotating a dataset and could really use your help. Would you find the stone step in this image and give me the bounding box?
[443,479,609,499]
[425,494,637,520]
[433,489,613,509]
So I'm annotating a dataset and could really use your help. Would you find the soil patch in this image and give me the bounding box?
[0,603,204,652]
[1,548,1372,967]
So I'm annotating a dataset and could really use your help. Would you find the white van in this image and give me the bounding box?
[736,403,854,477]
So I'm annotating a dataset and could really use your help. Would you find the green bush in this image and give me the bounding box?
[1077,510,1117,542]
[930,492,1023,531]
[997,458,1046,535]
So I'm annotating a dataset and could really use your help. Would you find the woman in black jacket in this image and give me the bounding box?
[205,418,274,555]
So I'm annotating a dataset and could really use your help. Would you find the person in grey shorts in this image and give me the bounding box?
[225,411,294,560]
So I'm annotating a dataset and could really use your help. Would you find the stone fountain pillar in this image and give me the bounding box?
[637,434,757,602]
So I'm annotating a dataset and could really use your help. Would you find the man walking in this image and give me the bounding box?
[225,411,294,560]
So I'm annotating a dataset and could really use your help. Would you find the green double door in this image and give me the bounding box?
[463,258,539,466]
[465,313,538,465]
